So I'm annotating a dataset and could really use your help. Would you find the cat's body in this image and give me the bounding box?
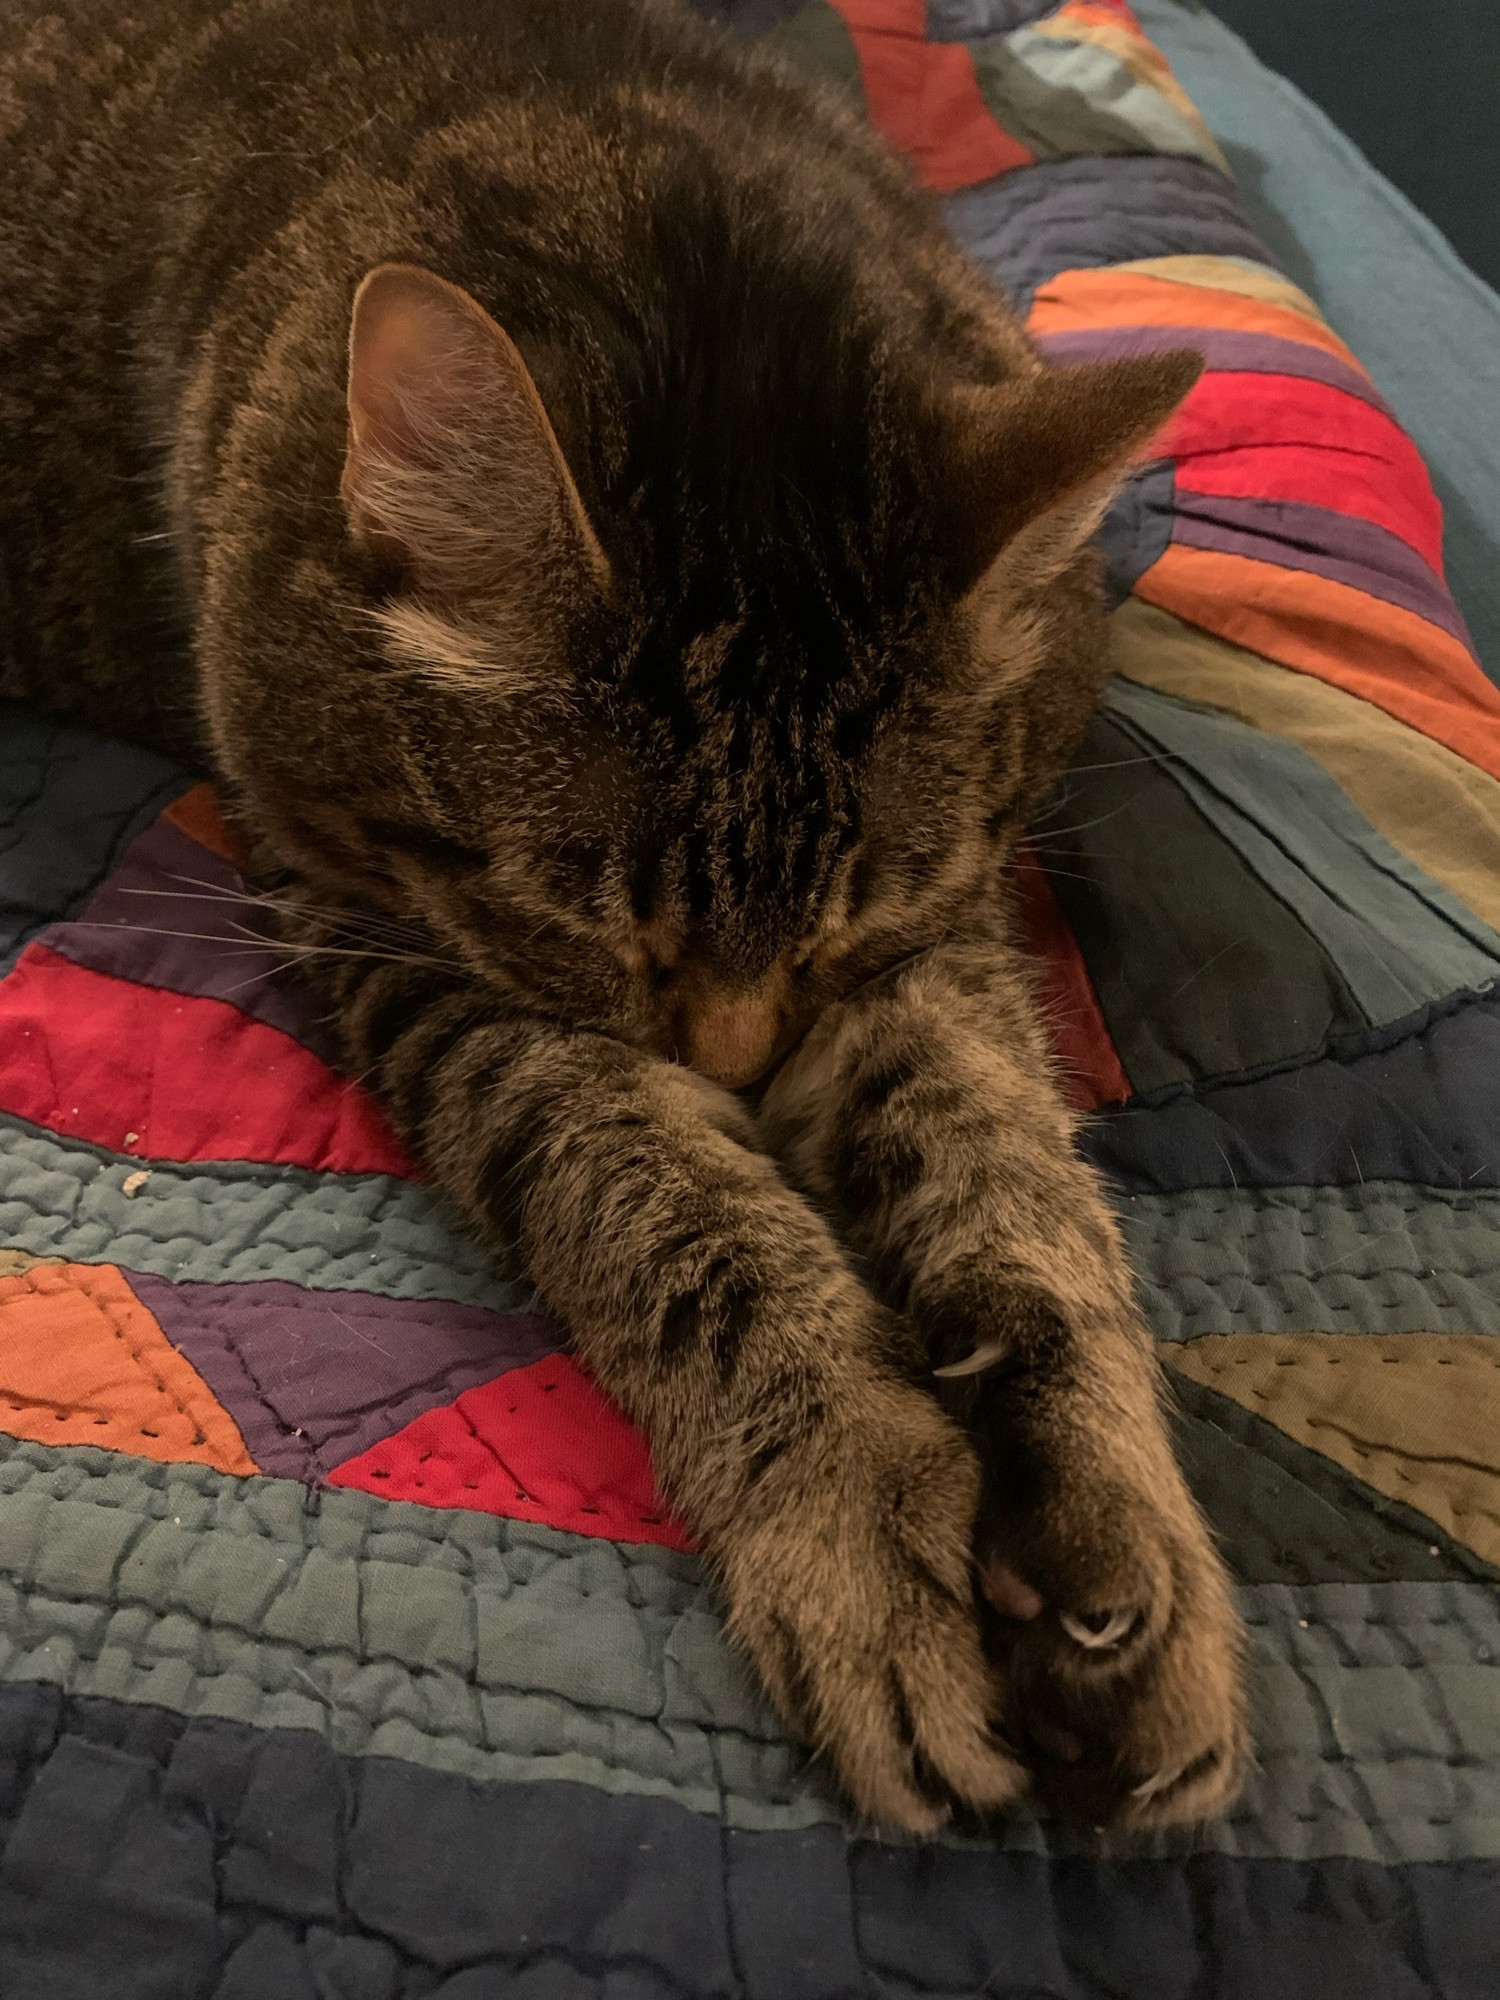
[1,0,1248,1830]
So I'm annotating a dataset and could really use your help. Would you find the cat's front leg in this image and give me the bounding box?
[760,933,1250,1828]
[334,959,1025,1831]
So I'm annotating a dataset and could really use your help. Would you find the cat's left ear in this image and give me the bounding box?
[341,262,610,597]
[941,350,1202,597]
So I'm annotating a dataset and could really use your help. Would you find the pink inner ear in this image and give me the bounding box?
[341,261,611,590]
[346,266,492,468]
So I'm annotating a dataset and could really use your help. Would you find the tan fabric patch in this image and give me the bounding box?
[1163,1332,1500,1565]
[0,1261,257,1474]
[1112,254,1329,325]
[1111,599,1500,932]
[0,1249,46,1276]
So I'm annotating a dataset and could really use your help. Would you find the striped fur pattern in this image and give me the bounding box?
[0,0,1244,1828]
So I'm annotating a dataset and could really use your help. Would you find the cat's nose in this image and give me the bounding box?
[675,985,786,1088]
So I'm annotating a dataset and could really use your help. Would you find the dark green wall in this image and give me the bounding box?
[1206,1,1498,290]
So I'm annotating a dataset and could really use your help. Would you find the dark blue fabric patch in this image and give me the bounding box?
[944,154,1276,312]
[1095,460,1177,604]
[1085,987,1500,1194]
[0,703,189,976]
[2,1684,1498,2000]
[926,0,1062,39]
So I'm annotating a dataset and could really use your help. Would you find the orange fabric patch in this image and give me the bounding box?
[1027,268,1358,367]
[0,1262,257,1473]
[162,783,253,870]
[831,0,1034,193]
[1052,1,1147,34]
[1134,545,1500,782]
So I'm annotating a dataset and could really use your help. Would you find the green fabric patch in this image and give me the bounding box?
[1105,680,1500,1020]
[761,0,865,109]
[5,1118,1496,1344]
[2,1436,1498,1863]
[1038,715,1369,1091]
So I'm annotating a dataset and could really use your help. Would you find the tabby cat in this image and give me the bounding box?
[0,0,1248,1830]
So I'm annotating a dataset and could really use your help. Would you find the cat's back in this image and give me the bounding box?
[0,0,1014,760]
[0,0,788,752]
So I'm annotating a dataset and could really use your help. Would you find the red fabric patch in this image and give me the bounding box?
[0,943,415,1177]
[327,1353,693,1552]
[832,0,1034,193]
[1158,372,1446,575]
[1010,849,1131,1109]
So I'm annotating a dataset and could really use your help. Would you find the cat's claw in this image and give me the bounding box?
[931,1337,1010,1380]
[1058,1606,1137,1650]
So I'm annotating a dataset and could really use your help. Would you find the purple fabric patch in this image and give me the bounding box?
[40,817,342,1063]
[1168,490,1477,653]
[944,156,1274,311]
[128,1270,561,1482]
[1034,325,1397,421]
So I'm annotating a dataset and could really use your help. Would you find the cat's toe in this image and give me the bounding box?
[979,1503,1249,1830]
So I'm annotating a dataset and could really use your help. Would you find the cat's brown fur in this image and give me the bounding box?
[0,0,1248,1830]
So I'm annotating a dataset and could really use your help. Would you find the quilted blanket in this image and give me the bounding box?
[2,3,1498,1995]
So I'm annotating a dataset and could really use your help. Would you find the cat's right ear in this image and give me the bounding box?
[341,262,609,598]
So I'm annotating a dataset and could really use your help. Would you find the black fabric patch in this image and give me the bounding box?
[2,1683,1498,1998]
[943,155,1276,314]
[0,702,190,973]
[1034,715,1369,1096]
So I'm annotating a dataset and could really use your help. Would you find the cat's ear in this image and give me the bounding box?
[341,262,609,596]
[942,351,1201,595]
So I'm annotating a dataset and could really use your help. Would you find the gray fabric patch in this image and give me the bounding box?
[995,29,1224,168]
[1119,1182,1500,1339]
[4,1117,1495,1342]
[2,1437,1497,1863]
[0,1113,529,1311]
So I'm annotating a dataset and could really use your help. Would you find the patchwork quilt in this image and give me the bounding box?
[2,2,1499,1995]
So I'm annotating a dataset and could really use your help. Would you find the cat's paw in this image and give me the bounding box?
[928,1289,1250,1829]
[975,1477,1249,1829]
[717,1374,1027,1834]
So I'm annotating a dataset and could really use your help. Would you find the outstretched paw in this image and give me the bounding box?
[976,1483,1248,1828]
[931,1288,1250,1829]
[719,1374,1028,1833]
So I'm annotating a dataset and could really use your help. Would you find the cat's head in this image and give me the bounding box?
[327,263,1196,1087]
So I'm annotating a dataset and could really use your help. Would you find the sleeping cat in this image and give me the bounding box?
[0,0,1248,1830]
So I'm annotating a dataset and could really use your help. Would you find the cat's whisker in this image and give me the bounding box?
[1024,797,1141,842]
[117,877,453,956]
[68,918,463,977]
[1058,750,1179,776]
